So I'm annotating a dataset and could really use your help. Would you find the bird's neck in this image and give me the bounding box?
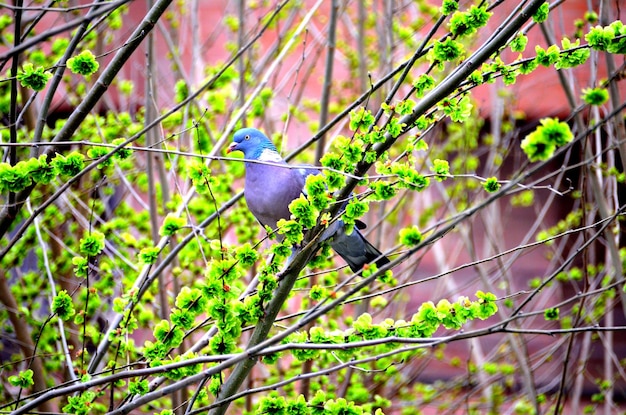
[256,148,283,162]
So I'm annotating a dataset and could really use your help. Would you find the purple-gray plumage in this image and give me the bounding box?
[228,127,389,272]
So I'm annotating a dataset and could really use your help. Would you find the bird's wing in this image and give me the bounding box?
[244,162,308,230]
[246,160,389,272]
[294,165,389,271]
[293,165,321,192]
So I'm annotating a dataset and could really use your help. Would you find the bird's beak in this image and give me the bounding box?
[227,142,237,153]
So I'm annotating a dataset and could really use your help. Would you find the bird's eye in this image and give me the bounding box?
[245,135,250,140]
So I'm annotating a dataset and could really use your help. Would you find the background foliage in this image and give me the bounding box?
[1,0,626,414]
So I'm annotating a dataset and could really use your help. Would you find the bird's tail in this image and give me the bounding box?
[361,237,390,271]
[326,220,390,273]
[338,230,390,273]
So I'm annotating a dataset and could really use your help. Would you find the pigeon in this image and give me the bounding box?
[227,127,389,272]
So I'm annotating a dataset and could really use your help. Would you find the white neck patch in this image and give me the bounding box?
[258,148,283,162]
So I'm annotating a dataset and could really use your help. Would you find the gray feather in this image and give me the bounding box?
[232,128,389,272]
[244,161,307,230]
[325,221,390,272]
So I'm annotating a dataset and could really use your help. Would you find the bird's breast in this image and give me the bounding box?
[244,164,304,229]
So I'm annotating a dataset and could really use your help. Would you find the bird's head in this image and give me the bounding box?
[228,128,279,160]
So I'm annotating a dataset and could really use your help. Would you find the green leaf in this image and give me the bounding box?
[518,58,539,75]
[544,307,560,321]
[175,287,207,316]
[395,99,415,115]
[584,11,598,24]
[349,107,375,131]
[170,308,195,330]
[440,0,458,15]
[72,256,89,278]
[536,118,573,146]
[475,290,498,319]
[305,174,331,210]
[277,218,304,245]
[29,155,57,184]
[188,161,211,194]
[143,340,168,360]
[386,117,406,138]
[251,87,273,117]
[129,379,150,395]
[67,50,100,76]
[532,2,550,23]
[391,163,429,191]
[607,21,626,54]
[413,301,440,337]
[139,246,160,264]
[112,138,133,160]
[286,395,309,415]
[510,34,528,53]
[521,128,556,162]
[430,159,449,181]
[118,80,134,96]
[535,45,561,67]
[160,213,187,236]
[153,319,184,348]
[256,392,287,415]
[236,243,259,268]
[413,74,435,98]
[17,63,52,91]
[209,331,237,354]
[0,162,32,193]
[52,290,75,321]
[449,6,492,37]
[399,226,423,246]
[174,79,189,103]
[483,177,501,193]
[289,195,317,229]
[51,152,85,177]
[369,181,397,201]
[0,15,13,31]
[80,231,106,256]
[87,146,112,169]
[342,199,369,233]
[8,369,34,388]
[556,38,589,69]
[353,312,373,333]
[581,87,609,106]
[442,95,473,123]
[433,37,464,62]
[309,285,327,301]
[585,25,614,51]
[63,391,97,415]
